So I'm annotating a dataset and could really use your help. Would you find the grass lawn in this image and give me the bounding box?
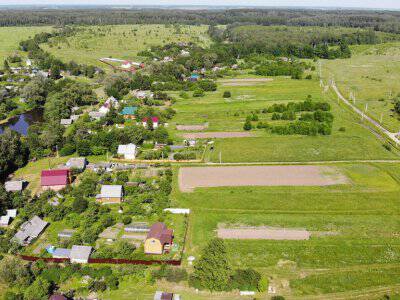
[0,26,53,68]
[172,162,400,297]
[169,76,400,162]
[323,42,400,132]
[41,24,211,68]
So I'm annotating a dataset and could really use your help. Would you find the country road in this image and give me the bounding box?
[331,82,400,145]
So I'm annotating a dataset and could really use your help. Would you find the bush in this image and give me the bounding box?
[223,91,231,98]
[339,127,346,132]
[173,152,196,161]
[198,80,217,92]
[243,120,252,131]
[122,216,132,225]
[230,268,261,291]
[193,88,205,97]
[305,74,312,80]
[383,143,392,151]
[59,144,75,156]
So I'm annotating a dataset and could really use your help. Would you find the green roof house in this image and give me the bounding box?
[120,106,138,119]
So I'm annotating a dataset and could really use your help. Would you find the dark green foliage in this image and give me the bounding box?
[198,80,217,92]
[173,152,196,161]
[255,60,304,78]
[59,143,76,156]
[72,197,88,213]
[122,216,132,225]
[152,265,188,283]
[243,119,252,131]
[189,238,232,291]
[223,91,231,98]
[230,268,261,291]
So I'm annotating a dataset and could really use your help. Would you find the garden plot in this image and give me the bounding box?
[219,78,273,86]
[179,165,348,192]
[181,132,255,139]
[176,123,208,131]
[218,226,310,240]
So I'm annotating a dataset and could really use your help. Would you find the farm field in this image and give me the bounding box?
[170,76,400,162]
[41,24,211,68]
[172,162,400,297]
[0,26,53,67]
[323,42,400,133]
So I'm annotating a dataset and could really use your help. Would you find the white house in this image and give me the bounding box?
[99,96,119,114]
[117,144,137,159]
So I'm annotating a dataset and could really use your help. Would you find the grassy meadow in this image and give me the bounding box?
[323,42,400,132]
[169,76,400,162]
[172,162,400,297]
[41,24,211,68]
[0,26,53,67]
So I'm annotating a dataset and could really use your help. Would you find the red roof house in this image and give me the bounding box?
[41,169,70,191]
[142,117,159,128]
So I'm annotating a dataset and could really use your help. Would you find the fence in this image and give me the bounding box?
[19,255,181,266]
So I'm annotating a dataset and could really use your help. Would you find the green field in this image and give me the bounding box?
[0,26,53,67]
[323,42,400,133]
[172,162,400,298]
[169,76,400,163]
[41,24,211,68]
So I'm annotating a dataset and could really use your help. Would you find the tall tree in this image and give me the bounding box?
[189,238,232,291]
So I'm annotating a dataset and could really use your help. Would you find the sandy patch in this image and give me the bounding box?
[179,165,348,192]
[181,131,255,139]
[176,123,208,131]
[219,78,273,86]
[218,226,310,240]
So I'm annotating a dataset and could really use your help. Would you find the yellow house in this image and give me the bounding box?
[96,185,123,204]
[144,222,173,255]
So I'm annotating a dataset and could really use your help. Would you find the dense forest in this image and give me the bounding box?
[1,8,400,34]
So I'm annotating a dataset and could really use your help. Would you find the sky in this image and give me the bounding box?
[1,0,400,9]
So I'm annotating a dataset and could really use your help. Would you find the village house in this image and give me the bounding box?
[154,291,176,300]
[60,118,73,126]
[5,180,26,192]
[117,144,137,159]
[96,185,123,204]
[132,89,153,100]
[144,222,173,255]
[143,116,159,129]
[53,245,92,263]
[120,106,138,119]
[66,157,87,171]
[99,96,119,114]
[41,169,71,191]
[0,209,17,227]
[70,245,92,263]
[13,216,48,245]
[89,111,106,120]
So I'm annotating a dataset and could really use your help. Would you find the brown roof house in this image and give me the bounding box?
[96,185,123,204]
[144,222,173,255]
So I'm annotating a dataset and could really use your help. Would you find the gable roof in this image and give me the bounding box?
[60,118,73,125]
[5,180,24,192]
[14,216,48,245]
[147,222,173,245]
[53,248,71,258]
[120,106,138,115]
[66,157,87,170]
[143,117,159,123]
[100,185,123,198]
[70,245,92,261]
[41,169,69,186]
[117,144,137,155]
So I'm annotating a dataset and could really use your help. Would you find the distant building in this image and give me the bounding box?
[49,294,68,300]
[96,185,123,204]
[120,106,138,119]
[144,222,173,255]
[99,96,119,114]
[57,229,76,239]
[66,157,87,171]
[117,144,137,160]
[5,180,25,192]
[154,291,179,300]
[189,74,200,82]
[52,248,71,259]
[41,169,70,191]
[142,117,159,129]
[13,216,48,245]
[89,111,106,120]
[60,118,73,126]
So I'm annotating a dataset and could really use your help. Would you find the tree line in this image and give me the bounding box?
[0,9,400,34]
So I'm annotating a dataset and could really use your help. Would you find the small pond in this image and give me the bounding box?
[0,108,43,136]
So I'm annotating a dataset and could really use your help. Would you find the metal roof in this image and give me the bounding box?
[70,245,92,261]
[100,185,123,198]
